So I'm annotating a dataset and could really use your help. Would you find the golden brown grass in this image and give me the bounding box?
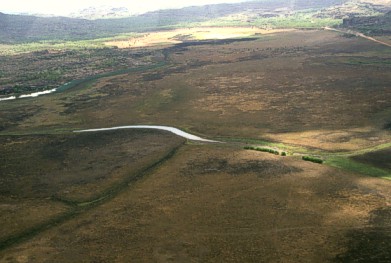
[105,27,294,48]
[1,144,389,262]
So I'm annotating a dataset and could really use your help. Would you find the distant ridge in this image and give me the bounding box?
[0,0,389,44]
[69,6,135,19]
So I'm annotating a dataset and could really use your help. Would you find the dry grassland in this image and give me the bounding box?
[0,29,390,262]
[1,144,390,262]
[2,31,390,152]
[105,27,294,48]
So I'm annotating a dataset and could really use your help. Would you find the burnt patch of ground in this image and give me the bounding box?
[335,229,391,262]
[0,129,184,202]
[0,105,41,131]
[351,148,391,171]
[60,95,105,115]
[335,207,391,263]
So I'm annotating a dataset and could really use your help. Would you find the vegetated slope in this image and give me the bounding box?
[342,11,391,34]
[0,0,350,43]
[0,13,97,43]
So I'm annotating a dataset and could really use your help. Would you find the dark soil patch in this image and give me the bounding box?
[351,148,391,171]
[335,229,391,263]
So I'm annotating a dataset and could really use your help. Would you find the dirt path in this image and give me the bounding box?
[74,125,220,143]
[324,27,391,48]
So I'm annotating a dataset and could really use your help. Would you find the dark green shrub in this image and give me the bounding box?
[244,146,255,150]
[302,156,323,164]
[281,152,287,156]
[244,146,279,155]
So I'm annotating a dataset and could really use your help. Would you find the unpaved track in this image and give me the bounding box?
[74,125,220,143]
[324,27,391,48]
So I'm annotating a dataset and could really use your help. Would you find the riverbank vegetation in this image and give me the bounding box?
[0,46,160,96]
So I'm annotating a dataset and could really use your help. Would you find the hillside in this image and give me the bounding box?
[69,6,134,19]
[342,10,391,34]
[0,13,98,43]
[0,0,353,43]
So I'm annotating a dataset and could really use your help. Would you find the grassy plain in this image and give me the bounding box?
[0,28,391,261]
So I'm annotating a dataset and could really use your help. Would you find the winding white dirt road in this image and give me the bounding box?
[74,125,220,143]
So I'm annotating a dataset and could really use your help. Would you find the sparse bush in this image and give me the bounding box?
[302,156,323,164]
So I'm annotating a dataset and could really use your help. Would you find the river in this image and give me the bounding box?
[0,62,166,102]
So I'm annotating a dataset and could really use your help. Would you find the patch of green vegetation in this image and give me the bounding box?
[325,156,391,180]
[343,142,391,157]
[302,156,323,164]
[0,41,99,56]
[253,12,342,28]
[244,146,279,155]
[0,33,140,56]
[183,10,342,29]
[221,137,307,153]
